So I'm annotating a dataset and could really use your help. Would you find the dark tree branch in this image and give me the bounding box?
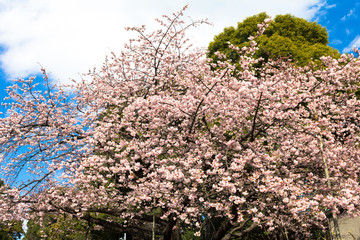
[220,219,251,240]
[250,92,263,142]
[211,219,233,240]
[232,221,258,238]
[189,69,229,134]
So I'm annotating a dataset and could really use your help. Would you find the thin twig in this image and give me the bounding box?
[250,92,263,142]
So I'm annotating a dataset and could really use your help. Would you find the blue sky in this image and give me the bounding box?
[0,0,358,110]
[315,0,360,52]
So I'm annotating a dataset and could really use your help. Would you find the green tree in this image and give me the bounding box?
[0,222,23,240]
[0,180,23,240]
[208,12,339,66]
[23,214,124,240]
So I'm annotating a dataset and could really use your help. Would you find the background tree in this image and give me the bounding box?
[0,181,23,240]
[208,12,339,66]
[23,214,124,240]
[0,221,23,240]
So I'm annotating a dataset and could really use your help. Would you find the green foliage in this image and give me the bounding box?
[23,215,88,240]
[0,180,23,240]
[0,221,23,240]
[23,214,123,240]
[208,12,339,66]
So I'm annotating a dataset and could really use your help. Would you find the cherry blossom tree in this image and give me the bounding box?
[0,6,360,239]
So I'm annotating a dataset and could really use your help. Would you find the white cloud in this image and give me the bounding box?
[341,8,355,21]
[0,0,324,83]
[331,39,342,45]
[325,4,336,9]
[343,35,360,53]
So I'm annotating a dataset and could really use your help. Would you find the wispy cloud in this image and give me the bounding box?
[311,0,331,21]
[343,35,360,52]
[341,8,356,21]
[0,0,324,83]
[325,4,336,9]
[331,39,342,45]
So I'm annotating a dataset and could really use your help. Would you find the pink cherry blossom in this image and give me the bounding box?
[0,6,359,239]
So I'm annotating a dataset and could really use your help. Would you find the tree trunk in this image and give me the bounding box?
[163,213,178,240]
[211,219,233,240]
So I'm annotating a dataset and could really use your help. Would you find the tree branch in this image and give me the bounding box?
[250,92,263,142]
[189,69,229,134]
